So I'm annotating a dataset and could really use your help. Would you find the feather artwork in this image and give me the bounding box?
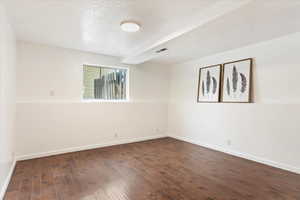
[206,70,211,94]
[201,80,205,96]
[212,77,217,94]
[226,77,230,96]
[240,73,247,93]
[232,66,238,93]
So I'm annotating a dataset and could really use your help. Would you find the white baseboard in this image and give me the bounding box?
[170,135,300,175]
[17,135,166,161]
[0,159,17,200]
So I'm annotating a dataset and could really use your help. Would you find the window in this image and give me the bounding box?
[83,65,128,101]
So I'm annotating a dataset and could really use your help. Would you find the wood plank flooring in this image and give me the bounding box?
[4,137,300,200]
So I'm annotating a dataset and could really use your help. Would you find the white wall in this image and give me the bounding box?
[168,32,300,174]
[0,4,16,198]
[16,41,169,158]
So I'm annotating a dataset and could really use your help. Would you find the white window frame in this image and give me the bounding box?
[81,63,130,102]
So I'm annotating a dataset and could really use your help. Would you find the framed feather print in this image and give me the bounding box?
[197,64,221,103]
[221,58,252,103]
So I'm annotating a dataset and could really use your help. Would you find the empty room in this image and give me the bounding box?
[1,0,300,199]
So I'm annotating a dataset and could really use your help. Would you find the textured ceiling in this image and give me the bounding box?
[2,0,223,56]
[132,0,300,65]
[3,0,300,65]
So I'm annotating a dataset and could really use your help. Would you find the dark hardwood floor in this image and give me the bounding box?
[4,137,300,200]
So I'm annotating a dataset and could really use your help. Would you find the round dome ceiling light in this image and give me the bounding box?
[120,21,140,32]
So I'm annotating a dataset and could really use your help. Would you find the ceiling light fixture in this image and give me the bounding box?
[120,21,140,32]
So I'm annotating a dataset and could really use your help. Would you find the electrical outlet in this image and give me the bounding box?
[50,90,55,96]
[227,140,232,146]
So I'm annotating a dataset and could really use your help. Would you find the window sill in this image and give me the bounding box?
[81,99,130,103]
